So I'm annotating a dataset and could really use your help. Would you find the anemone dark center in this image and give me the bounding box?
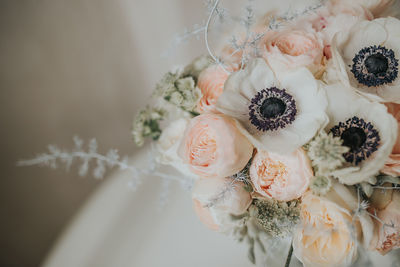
[365,53,389,75]
[341,127,367,152]
[249,87,296,132]
[260,97,286,119]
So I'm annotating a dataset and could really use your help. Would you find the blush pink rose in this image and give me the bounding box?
[249,148,312,202]
[370,191,400,255]
[381,103,400,176]
[178,113,253,178]
[192,177,252,232]
[196,65,229,114]
[261,29,325,76]
[320,3,373,46]
[295,2,372,47]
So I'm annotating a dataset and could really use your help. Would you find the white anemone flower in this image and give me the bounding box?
[328,17,400,103]
[216,58,328,154]
[324,83,397,185]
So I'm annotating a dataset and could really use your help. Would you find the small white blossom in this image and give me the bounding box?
[306,131,349,175]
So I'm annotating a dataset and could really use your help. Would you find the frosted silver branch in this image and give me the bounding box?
[205,0,230,74]
[204,178,237,208]
[17,136,188,189]
[268,0,328,30]
[162,24,206,57]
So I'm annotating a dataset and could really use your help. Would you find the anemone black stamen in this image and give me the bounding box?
[351,45,398,87]
[260,97,286,118]
[330,116,380,165]
[249,87,296,132]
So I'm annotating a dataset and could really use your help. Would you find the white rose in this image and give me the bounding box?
[156,118,198,179]
[192,177,252,234]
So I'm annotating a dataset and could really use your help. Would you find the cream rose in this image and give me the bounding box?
[196,65,229,114]
[192,177,252,233]
[156,118,198,179]
[293,182,374,267]
[249,149,312,202]
[261,29,325,77]
[178,113,253,178]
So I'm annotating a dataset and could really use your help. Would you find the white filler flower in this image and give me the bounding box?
[329,17,400,103]
[216,58,328,154]
[325,83,397,185]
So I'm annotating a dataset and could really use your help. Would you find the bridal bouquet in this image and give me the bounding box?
[132,0,400,266]
[20,0,400,266]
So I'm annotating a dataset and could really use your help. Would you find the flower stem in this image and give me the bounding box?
[284,243,293,267]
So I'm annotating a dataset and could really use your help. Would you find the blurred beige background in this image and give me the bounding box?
[0,1,319,266]
[0,0,204,266]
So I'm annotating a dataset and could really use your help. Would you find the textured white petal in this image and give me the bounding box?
[280,68,327,114]
[340,20,388,62]
[216,90,250,121]
[325,83,397,184]
[217,59,275,121]
[330,17,400,103]
[217,59,328,153]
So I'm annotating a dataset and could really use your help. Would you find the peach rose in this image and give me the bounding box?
[381,103,400,176]
[370,190,400,255]
[192,177,252,232]
[295,2,372,48]
[319,2,372,46]
[249,149,312,202]
[261,29,325,76]
[178,113,253,178]
[293,182,374,267]
[196,65,229,113]
[219,45,243,70]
